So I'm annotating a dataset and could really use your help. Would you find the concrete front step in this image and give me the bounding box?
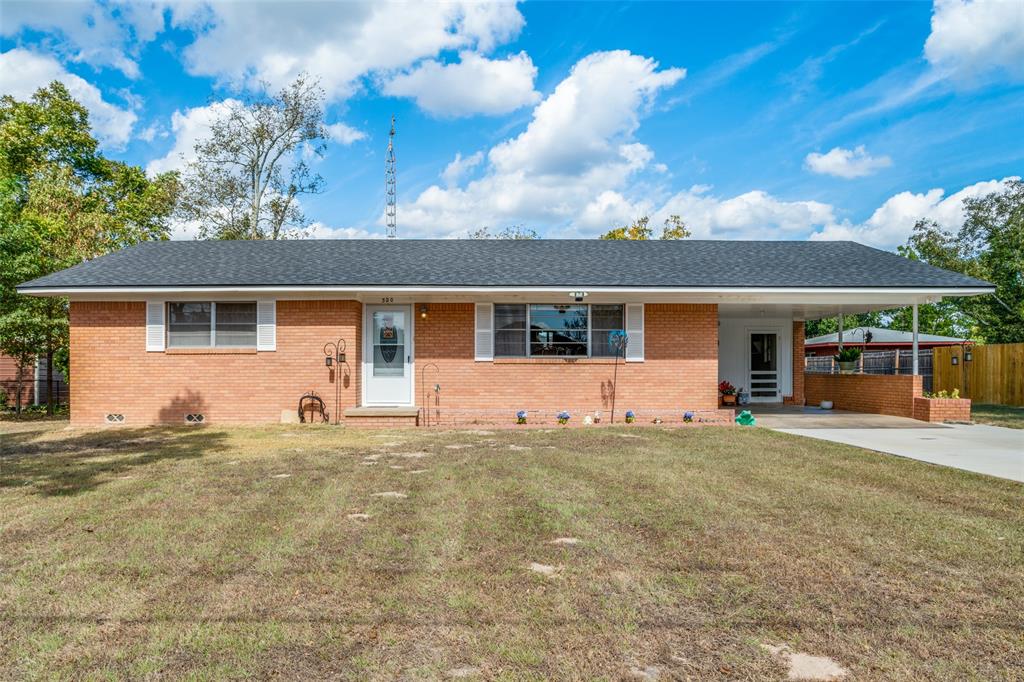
[343,406,420,427]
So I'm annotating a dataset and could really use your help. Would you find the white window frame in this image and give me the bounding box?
[491,303,631,359]
[166,301,259,349]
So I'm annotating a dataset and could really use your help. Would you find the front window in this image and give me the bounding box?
[530,304,588,356]
[167,302,257,348]
[494,304,527,357]
[491,304,625,358]
[590,304,626,357]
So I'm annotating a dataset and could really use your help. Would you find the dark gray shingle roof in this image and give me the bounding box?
[18,239,992,290]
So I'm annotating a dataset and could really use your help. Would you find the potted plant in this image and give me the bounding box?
[834,347,861,374]
[683,411,694,423]
[557,410,571,425]
[516,410,527,425]
[624,410,636,424]
[719,380,737,406]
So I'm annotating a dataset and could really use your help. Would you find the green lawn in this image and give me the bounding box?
[1,422,1021,680]
[972,403,1024,429]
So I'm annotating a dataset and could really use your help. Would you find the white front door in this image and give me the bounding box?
[748,331,780,402]
[363,305,413,405]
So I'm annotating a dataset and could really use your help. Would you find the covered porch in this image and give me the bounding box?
[716,292,970,423]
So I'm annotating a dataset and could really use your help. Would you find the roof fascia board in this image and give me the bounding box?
[16,285,994,295]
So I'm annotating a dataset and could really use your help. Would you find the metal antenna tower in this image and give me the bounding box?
[385,115,396,239]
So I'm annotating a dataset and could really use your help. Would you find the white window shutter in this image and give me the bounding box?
[474,303,493,361]
[146,301,165,351]
[625,304,644,362]
[257,299,276,351]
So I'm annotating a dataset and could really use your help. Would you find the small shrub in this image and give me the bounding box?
[624,410,635,424]
[834,347,862,363]
[923,389,960,399]
[683,411,694,423]
[557,411,570,425]
[516,410,527,425]
[0,389,7,410]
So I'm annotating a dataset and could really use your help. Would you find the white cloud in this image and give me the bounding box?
[170,1,525,102]
[925,0,1024,83]
[578,191,650,231]
[306,222,384,240]
[396,50,685,236]
[326,122,366,145]
[810,177,1015,248]
[441,151,484,187]
[384,51,539,117]
[0,0,165,77]
[651,186,838,239]
[804,145,893,178]
[146,99,239,175]
[0,48,137,149]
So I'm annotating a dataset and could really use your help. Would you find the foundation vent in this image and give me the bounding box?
[185,413,205,424]
[105,413,125,424]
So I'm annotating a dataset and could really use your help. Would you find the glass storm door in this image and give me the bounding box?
[364,305,413,405]
[749,332,780,402]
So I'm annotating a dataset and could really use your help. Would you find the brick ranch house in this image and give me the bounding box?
[17,240,992,427]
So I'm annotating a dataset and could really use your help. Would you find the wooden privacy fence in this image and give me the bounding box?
[933,343,1024,406]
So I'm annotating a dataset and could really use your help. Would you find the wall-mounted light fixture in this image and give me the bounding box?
[951,355,959,366]
[420,304,428,319]
[569,291,588,302]
[964,350,972,362]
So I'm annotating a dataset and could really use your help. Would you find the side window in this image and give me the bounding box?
[167,302,212,347]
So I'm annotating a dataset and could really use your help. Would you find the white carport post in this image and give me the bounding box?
[912,303,919,375]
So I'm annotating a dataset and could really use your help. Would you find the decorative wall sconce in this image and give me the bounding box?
[951,355,959,366]
[420,304,428,319]
[964,350,973,362]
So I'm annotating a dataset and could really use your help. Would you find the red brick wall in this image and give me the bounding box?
[913,397,971,422]
[784,321,805,405]
[70,300,720,426]
[415,303,719,421]
[69,300,362,426]
[804,372,923,418]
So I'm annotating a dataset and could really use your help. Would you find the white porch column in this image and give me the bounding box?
[837,314,844,349]
[912,303,919,376]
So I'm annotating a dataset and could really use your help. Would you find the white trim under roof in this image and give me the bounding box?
[16,285,995,299]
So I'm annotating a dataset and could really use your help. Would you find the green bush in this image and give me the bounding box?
[834,346,862,363]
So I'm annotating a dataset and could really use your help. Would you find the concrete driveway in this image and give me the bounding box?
[751,406,1024,482]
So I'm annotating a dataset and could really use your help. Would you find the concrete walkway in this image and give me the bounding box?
[774,420,1024,483]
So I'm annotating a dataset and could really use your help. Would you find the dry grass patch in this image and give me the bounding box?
[1,421,1021,679]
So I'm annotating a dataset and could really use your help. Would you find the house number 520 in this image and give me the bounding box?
[381,297,394,303]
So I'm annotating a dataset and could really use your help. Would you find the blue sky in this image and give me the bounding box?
[1,0,1022,247]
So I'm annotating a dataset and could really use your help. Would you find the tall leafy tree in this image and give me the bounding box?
[803,313,884,341]
[0,82,179,413]
[600,215,690,240]
[897,180,1024,343]
[176,74,328,240]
